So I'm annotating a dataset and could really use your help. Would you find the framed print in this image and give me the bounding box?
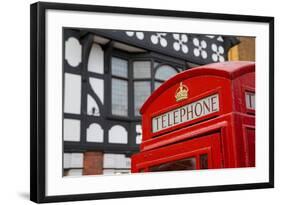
[30,2,274,203]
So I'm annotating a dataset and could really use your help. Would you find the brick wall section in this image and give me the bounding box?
[83,152,103,175]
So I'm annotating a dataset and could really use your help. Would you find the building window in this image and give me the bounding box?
[154,64,178,88]
[111,57,129,116]
[111,57,128,78]
[112,79,128,116]
[110,56,182,117]
[134,81,151,116]
[133,61,152,116]
[133,61,151,78]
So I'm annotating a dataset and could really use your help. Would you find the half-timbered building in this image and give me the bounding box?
[62,28,253,176]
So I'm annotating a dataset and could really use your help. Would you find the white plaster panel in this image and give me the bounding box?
[63,153,71,169]
[103,154,117,168]
[103,153,128,168]
[89,78,104,104]
[114,169,131,174]
[136,125,142,133]
[136,135,142,144]
[88,43,104,74]
[63,119,80,142]
[87,94,100,116]
[108,125,128,144]
[86,123,103,142]
[67,169,83,176]
[103,169,115,175]
[70,153,84,168]
[65,37,81,67]
[116,155,128,168]
[64,73,81,114]
[125,157,131,169]
[103,169,131,175]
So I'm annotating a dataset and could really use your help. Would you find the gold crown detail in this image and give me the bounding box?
[175,82,188,102]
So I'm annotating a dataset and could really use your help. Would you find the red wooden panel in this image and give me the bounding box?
[132,132,222,172]
[245,127,255,167]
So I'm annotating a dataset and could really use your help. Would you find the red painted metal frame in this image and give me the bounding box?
[132,61,255,173]
[150,87,224,137]
[132,132,222,172]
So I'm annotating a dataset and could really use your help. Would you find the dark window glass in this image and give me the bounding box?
[134,81,151,116]
[200,154,208,169]
[111,57,128,78]
[245,91,255,110]
[112,79,128,116]
[111,57,129,116]
[155,65,178,81]
[133,61,151,78]
[149,157,196,172]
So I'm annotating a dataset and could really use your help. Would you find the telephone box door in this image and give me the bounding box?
[132,132,223,172]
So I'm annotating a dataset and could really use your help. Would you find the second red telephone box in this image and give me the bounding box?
[131,61,255,173]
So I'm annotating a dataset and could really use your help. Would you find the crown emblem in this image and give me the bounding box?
[175,82,188,102]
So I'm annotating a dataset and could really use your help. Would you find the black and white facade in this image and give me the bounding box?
[63,28,239,176]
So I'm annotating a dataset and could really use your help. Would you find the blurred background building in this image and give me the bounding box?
[62,28,255,176]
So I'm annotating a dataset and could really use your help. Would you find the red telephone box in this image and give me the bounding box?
[131,61,255,173]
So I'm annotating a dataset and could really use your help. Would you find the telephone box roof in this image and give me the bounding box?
[140,61,255,114]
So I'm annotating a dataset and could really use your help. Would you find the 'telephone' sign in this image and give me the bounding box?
[152,94,219,133]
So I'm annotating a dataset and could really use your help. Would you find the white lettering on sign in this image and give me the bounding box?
[152,94,219,133]
[245,92,255,110]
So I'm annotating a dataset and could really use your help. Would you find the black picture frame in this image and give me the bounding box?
[30,1,274,203]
